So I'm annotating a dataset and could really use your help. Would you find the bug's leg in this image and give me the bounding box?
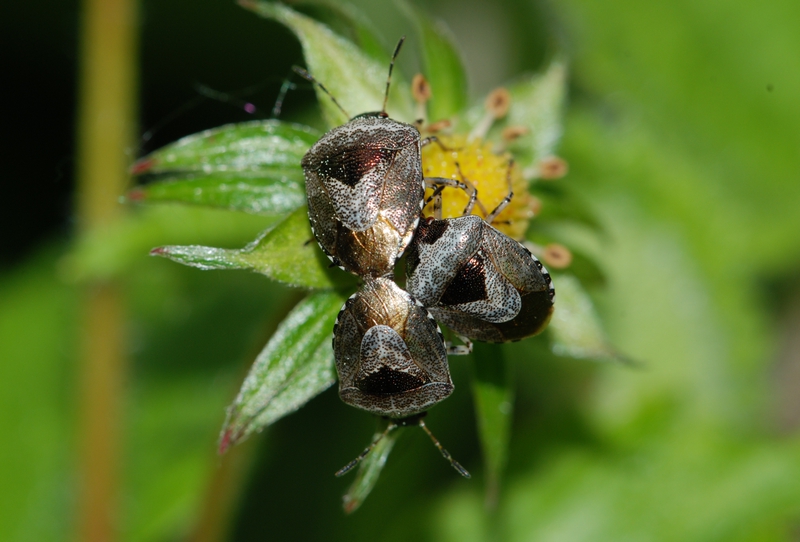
[335,421,398,477]
[484,160,515,225]
[424,176,487,218]
[444,333,472,356]
[445,334,473,356]
[453,162,489,217]
[422,185,446,220]
[433,190,443,221]
[420,135,450,152]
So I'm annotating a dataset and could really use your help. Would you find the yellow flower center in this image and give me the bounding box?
[421,134,534,240]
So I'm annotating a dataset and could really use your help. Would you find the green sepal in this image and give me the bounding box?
[219,289,349,452]
[341,420,399,514]
[300,0,390,64]
[399,0,469,122]
[129,170,306,216]
[128,120,320,215]
[151,206,356,290]
[242,1,414,127]
[548,274,627,362]
[131,120,319,174]
[504,60,568,176]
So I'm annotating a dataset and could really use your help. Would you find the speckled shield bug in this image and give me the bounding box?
[333,276,452,417]
[406,168,555,343]
[297,39,427,278]
[332,276,469,477]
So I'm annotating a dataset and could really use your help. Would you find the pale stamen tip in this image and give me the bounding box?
[539,156,569,180]
[485,87,511,119]
[412,73,432,103]
[502,125,529,142]
[543,243,573,269]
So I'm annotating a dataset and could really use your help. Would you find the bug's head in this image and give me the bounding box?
[351,111,390,120]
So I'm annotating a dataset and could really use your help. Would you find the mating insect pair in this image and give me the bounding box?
[298,38,554,477]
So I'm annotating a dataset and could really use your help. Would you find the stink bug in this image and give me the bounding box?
[406,168,555,343]
[332,276,468,477]
[298,38,425,278]
[333,277,452,418]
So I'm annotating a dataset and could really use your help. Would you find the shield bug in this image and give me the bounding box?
[333,276,452,417]
[298,38,426,278]
[406,167,555,343]
[332,276,469,477]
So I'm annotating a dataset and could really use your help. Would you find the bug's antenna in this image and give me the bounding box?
[418,419,471,478]
[382,36,406,115]
[292,65,351,119]
[335,422,397,477]
[337,415,469,479]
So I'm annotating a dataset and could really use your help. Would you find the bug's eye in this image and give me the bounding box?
[351,111,388,120]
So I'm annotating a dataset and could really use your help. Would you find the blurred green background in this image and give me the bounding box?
[3,0,800,541]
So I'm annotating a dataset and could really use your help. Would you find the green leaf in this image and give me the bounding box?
[399,0,469,122]
[242,1,414,126]
[151,206,355,289]
[303,0,390,64]
[128,120,318,215]
[548,273,625,362]
[470,343,513,507]
[131,120,320,174]
[219,290,348,451]
[341,421,399,514]
[130,170,306,216]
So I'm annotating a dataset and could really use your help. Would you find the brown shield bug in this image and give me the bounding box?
[298,38,425,278]
[297,39,471,278]
[333,276,452,417]
[405,167,555,343]
[332,276,469,477]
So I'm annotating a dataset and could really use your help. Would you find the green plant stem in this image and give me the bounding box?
[74,0,138,539]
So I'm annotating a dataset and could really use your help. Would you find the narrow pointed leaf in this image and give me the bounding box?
[151,206,355,289]
[399,0,468,122]
[242,1,414,126]
[219,290,348,452]
[129,170,306,215]
[303,0,389,64]
[548,273,625,362]
[342,424,399,514]
[131,120,320,174]
[128,120,318,214]
[471,342,513,507]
